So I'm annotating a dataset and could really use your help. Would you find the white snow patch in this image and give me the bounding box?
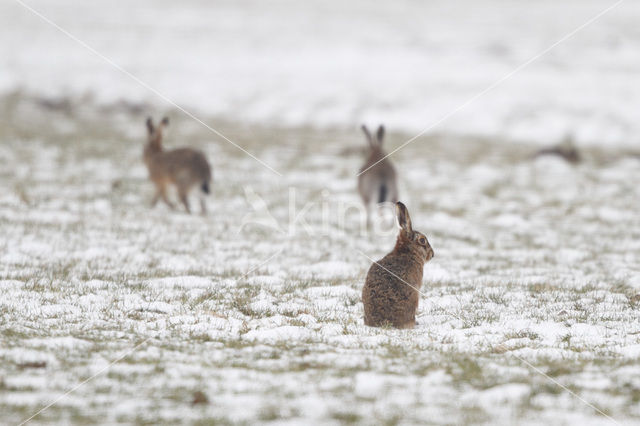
[243,326,314,343]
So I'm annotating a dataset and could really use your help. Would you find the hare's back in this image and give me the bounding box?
[358,159,396,188]
[365,259,413,294]
[163,148,211,180]
[363,263,417,328]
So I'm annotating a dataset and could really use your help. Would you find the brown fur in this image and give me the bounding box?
[143,117,212,214]
[533,134,581,164]
[357,125,398,227]
[362,202,434,329]
[534,146,581,164]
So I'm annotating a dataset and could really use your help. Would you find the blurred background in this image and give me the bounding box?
[2,0,639,145]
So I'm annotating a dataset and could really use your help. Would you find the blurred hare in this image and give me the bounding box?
[143,117,212,214]
[357,125,398,227]
[533,133,581,164]
[362,202,434,329]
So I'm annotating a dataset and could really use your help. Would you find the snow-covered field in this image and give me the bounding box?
[2,0,640,145]
[2,0,640,424]
[1,97,640,425]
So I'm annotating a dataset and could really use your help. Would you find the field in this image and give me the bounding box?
[3,0,640,145]
[1,96,640,425]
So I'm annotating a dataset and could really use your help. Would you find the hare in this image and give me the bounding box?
[143,117,212,214]
[357,125,398,227]
[362,202,434,329]
[533,134,581,164]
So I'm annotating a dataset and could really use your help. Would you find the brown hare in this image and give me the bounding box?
[362,202,434,329]
[533,134,581,164]
[143,117,212,214]
[357,125,398,227]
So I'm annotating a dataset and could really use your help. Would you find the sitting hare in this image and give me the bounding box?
[357,125,398,227]
[143,117,212,214]
[362,202,434,329]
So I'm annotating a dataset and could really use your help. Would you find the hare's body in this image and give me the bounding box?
[362,202,434,328]
[534,146,580,164]
[358,157,397,206]
[143,117,212,214]
[363,247,424,328]
[357,125,398,226]
[533,134,581,164]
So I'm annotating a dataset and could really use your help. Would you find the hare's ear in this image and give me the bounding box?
[160,117,169,127]
[396,202,412,232]
[146,117,154,134]
[376,125,385,146]
[361,125,376,149]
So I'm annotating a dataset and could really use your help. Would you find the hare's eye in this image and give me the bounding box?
[418,236,427,246]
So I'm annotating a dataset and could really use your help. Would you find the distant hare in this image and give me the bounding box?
[357,125,398,227]
[533,133,581,164]
[362,202,434,329]
[143,117,212,214]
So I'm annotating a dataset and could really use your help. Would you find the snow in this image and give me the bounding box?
[243,326,315,343]
[473,383,532,407]
[1,0,640,424]
[292,261,355,280]
[2,0,640,146]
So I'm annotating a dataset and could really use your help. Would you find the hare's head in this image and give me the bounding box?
[395,202,434,263]
[145,117,169,152]
[362,124,386,158]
